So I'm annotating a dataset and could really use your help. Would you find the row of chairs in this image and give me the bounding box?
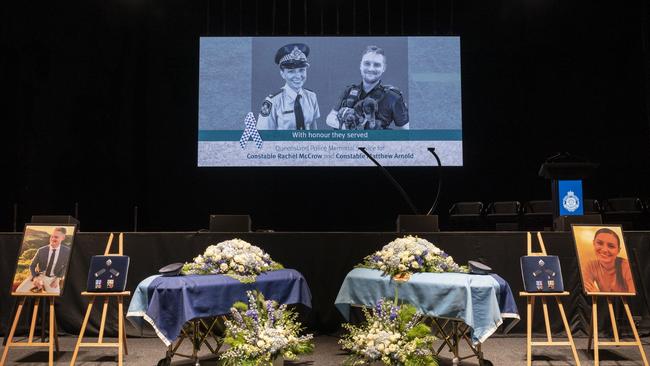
[447,197,650,231]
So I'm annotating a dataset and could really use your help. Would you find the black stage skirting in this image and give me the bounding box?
[1,232,649,338]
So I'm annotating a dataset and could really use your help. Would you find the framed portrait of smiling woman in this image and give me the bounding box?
[572,225,636,295]
[11,224,77,296]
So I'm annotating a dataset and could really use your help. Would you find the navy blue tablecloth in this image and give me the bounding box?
[127,269,311,345]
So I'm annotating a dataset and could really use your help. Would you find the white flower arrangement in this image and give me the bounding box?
[340,299,438,365]
[220,291,314,366]
[360,235,467,277]
[182,239,282,282]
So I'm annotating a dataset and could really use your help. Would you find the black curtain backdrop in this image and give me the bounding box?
[1,0,649,232]
[1,232,649,338]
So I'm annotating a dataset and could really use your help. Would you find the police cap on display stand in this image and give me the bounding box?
[275,43,310,69]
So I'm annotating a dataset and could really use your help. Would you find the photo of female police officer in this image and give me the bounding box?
[256,43,320,130]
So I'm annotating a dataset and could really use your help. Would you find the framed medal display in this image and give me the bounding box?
[86,255,130,292]
[520,255,564,292]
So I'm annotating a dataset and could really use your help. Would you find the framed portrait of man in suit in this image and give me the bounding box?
[12,224,77,296]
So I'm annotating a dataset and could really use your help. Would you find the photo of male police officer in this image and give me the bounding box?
[13,225,75,295]
[326,45,409,130]
[256,43,320,130]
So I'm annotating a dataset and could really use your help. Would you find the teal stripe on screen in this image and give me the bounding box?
[198,130,462,141]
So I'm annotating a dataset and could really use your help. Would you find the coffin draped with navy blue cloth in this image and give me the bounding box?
[127,268,311,345]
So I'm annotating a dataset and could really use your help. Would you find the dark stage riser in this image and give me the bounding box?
[1,232,649,338]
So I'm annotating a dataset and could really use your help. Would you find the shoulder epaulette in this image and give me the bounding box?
[382,84,403,97]
[267,90,282,99]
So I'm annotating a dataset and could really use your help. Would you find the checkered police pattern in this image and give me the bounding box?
[239,112,263,149]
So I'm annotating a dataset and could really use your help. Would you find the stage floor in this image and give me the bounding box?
[1,334,648,365]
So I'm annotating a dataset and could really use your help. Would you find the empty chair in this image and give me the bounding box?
[448,202,484,231]
[486,201,521,231]
[603,197,644,230]
[525,200,553,213]
[582,198,602,214]
[643,198,650,230]
[521,200,553,231]
[605,197,643,212]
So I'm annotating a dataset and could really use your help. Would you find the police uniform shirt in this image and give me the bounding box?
[257,85,320,130]
[331,81,408,129]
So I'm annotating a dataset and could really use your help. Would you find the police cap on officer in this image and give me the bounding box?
[275,43,310,69]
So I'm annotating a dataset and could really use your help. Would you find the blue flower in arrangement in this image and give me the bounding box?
[375,298,385,315]
[389,305,398,321]
[220,291,314,366]
[340,298,438,365]
[245,309,259,322]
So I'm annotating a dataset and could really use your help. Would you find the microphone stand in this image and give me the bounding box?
[358,147,442,232]
[358,147,418,214]
[426,147,443,215]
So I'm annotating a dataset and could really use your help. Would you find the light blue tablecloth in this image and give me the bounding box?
[335,268,519,344]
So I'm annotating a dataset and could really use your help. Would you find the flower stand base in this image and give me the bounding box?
[273,356,284,366]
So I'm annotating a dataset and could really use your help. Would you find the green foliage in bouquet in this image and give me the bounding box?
[358,235,467,277]
[340,299,438,366]
[220,291,314,366]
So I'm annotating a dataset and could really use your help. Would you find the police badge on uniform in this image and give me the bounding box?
[260,100,272,117]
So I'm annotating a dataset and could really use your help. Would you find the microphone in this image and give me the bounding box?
[426,148,443,215]
[358,147,418,214]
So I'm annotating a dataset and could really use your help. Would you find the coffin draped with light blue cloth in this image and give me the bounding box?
[335,268,519,344]
[126,268,311,345]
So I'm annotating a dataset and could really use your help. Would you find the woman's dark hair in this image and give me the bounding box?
[615,257,627,292]
[593,228,626,291]
[593,227,619,248]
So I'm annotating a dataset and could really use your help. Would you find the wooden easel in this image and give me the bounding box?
[519,232,580,366]
[587,292,648,365]
[1,293,60,366]
[70,233,130,366]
